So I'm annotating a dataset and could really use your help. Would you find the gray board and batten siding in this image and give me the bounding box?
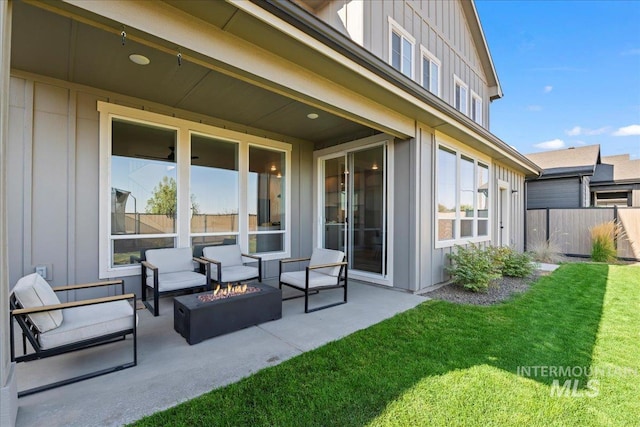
[316,0,490,127]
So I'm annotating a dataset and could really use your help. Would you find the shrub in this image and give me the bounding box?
[590,221,623,263]
[446,244,501,293]
[502,250,536,277]
[487,246,536,278]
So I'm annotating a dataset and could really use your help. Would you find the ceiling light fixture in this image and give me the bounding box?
[129,54,150,65]
[276,172,282,178]
[372,163,378,170]
[307,113,319,120]
[270,165,277,172]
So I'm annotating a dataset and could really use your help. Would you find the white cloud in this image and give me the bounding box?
[565,126,610,136]
[543,85,553,93]
[534,139,565,150]
[527,105,543,112]
[566,126,581,136]
[612,125,640,136]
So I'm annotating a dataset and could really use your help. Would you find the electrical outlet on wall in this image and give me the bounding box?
[35,265,47,278]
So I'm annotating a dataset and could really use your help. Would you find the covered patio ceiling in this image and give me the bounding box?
[10,0,379,147]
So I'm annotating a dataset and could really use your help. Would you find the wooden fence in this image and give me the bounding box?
[526,207,640,260]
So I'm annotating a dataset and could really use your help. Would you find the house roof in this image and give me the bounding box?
[595,155,640,183]
[525,145,601,178]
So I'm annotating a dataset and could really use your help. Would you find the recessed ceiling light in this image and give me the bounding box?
[307,113,319,120]
[129,54,150,65]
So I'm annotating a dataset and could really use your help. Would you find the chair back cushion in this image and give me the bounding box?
[145,247,194,274]
[12,273,63,333]
[309,248,345,277]
[202,245,243,267]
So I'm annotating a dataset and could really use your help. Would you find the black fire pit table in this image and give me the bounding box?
[174,282,282,345]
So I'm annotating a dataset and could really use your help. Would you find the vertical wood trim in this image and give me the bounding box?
[22,80,34,277]
[67,89,77,290]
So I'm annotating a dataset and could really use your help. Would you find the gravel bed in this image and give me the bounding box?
[424,272,544,306]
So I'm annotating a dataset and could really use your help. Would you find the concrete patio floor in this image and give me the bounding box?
[14,280,426,427]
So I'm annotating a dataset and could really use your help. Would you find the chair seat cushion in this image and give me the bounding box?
[147,271,207,292]
[39,300,135,349]
[280,271,340,289]
[12,273,63,333]
[212,265,259,283]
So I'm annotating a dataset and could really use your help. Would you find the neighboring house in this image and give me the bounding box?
[591,154,640,207]
[0,0,540,417]
[525,145,640,208]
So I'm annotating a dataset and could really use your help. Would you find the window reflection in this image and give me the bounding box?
[477,163,489,236]
[460,156,474,238]
[190,135,239,234]
[248,146,285,253]
[437,147,456,240]
[110,119,177,266]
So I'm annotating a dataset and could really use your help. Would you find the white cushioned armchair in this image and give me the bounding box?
[9,273,137,397]
[141,247,210,316]
[279,248,348,313]
[201,245,262,285]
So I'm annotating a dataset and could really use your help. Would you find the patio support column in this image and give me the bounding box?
[0,1,17,426]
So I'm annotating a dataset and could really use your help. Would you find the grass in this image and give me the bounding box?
[132,263,640,426]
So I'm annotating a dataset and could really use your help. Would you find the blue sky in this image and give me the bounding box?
[475,0,640,159]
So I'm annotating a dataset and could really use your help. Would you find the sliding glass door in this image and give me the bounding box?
[321,145,387,277]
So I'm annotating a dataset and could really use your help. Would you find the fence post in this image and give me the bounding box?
[613,205,618,251]
[546,208,550,242]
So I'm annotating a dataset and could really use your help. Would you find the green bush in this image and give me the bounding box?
[446,244,500,292]
[487,246,535,278]
[502,250,536,277]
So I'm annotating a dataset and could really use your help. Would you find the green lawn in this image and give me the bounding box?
[132,263,640,426]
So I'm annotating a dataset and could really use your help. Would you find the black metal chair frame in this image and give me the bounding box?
[279,257,348,313]
[200,252,263,286]
[9,279,137,397]
[141,257,211,316]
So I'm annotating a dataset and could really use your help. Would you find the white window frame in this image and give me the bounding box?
[471,91,482,125]
[388,17,415,79]
[434,134,492,249]
[453,75,468,115]
[420,46,441,96]
[98,102,291,278]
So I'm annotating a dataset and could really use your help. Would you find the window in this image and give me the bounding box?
[389,18,414,78]
[454,77,468,115]
[437,144,490,245]
[248,146,286,253]
[110,119,178,267]
[98,102,291,278]
[190,134,239,248]
[471,92,482,125]
[421,48,440,96]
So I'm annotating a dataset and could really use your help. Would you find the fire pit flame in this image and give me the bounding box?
[199,282,260,302]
